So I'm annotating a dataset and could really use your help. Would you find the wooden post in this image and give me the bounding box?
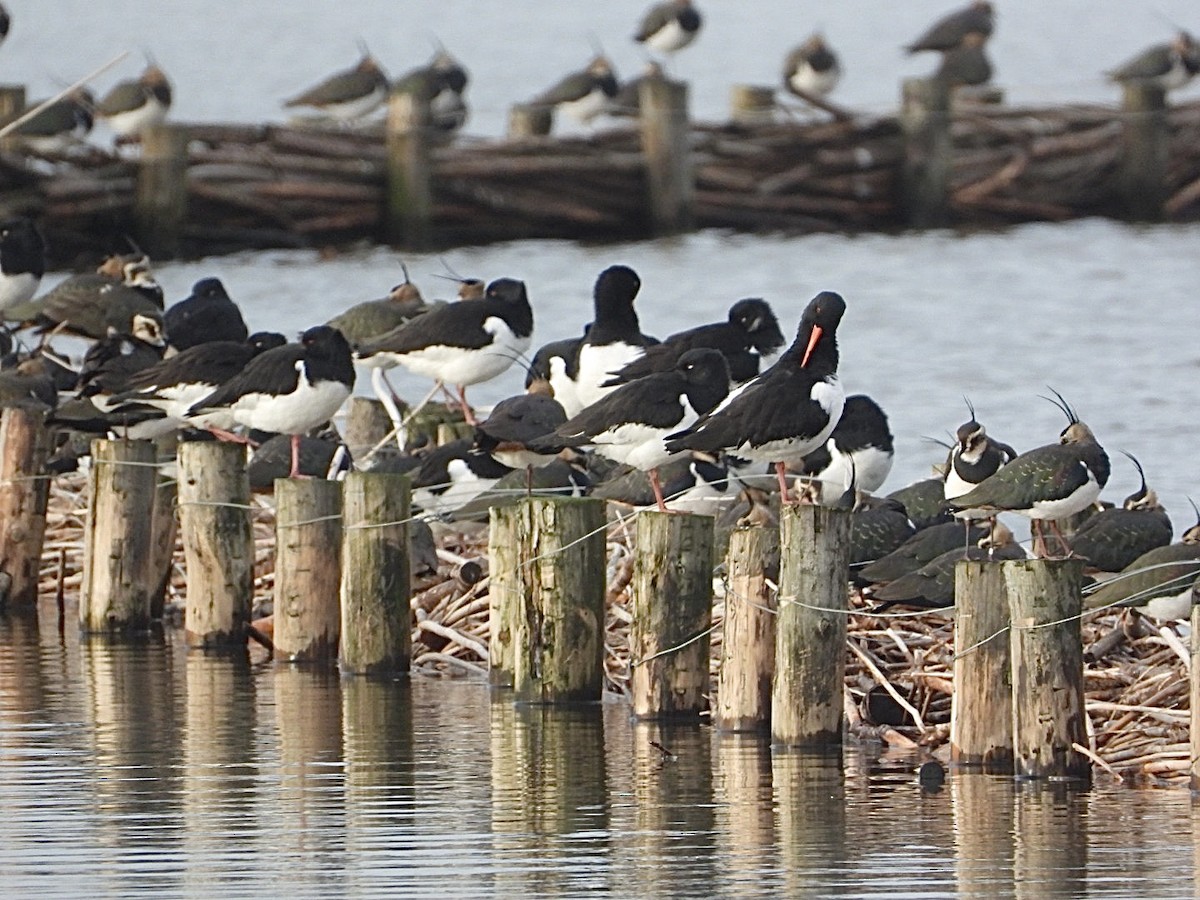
[1119,82,1168,221]
[147,461,178,620]
[900,77,951,228]
[771,504,850,747]
[0,85,25,149]
[178,441,253,648]
[274,478,343,663]
[507,103,552,138]
[344,396,393,459]
[1005,558,1090,782]
[339,472,411,675]
[629,511,714,719]
[134,123,189,258]
[729,84,776,125]
[487,497,606,703]
[714,525,780,732]
[0,408,50,609]
[639,74,693,235]
[80,439,158,633]
[435,421,474,446]
[384,86,432,248]
[951,559,1014,771]
[1190,585,1200,791]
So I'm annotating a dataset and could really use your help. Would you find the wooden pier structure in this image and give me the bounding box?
[1,78,1199,265]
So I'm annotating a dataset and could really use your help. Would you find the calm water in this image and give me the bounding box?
[0,609,1196,899]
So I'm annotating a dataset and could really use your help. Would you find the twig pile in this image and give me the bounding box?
[34,475,1192,786]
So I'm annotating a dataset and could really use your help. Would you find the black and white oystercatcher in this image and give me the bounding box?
[188,325,355,478]
[531,348,730,511]
[0,217,45,313]
[354,277,533,425]
[569,264,655,414]
[665,291,847,505]
[799,394,894,505]
[164,277,249,351]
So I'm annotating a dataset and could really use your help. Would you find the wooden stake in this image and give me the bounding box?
[1191,588,1200,792]
[0,85,25,149]
[344,396,394,459]
[714,525,780,732]
[900,77,951,228]
[629,510,714,719]
[771,505,850,747]
[729,84,776,125]
[384,86,432,247]
[273,478,343,663]
[147,464,178,620]
[951,559,1014,772]
[339,472,411,675]
[178,441,253,647]
[135,123,189,258]
[487,497,605,703]
[507,103,552,138]
[80,439,158,633]
[1118,82,1167,221]
[639,74,693,235]
[1005,558,1090,782]
[0,408,50,608]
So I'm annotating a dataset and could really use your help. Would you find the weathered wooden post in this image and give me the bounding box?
[80,439,158,632]
[0,85,26,148]
[134,123,189,258]
[1005,558,1090,783]
[950,559,1014,771]
[507,103,552,139]
[729,84,776,125]
[147,462,178,620]
[436,421,474,446]
[178,441,253,648]
[339,472,411,675]
[1118,83,1168,221]
[900,77,951,228]
[274,478,343,663]
[771,505,850,747]
[344,396,393,459]
[629,511,714,718]
[639,74,693,235]
[384,85,432,247]
[487,497,606,702]
[1190,579,1200,792]
[0,407,51,609]
[714,525,780,731]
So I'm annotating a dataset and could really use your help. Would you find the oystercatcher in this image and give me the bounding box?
[784,34,842,100]
[635,0,703,56]
[187,325,355,478]
[474,393,568,470]
[664,290,847,505]
[284,52,389,121]
[570,264,654,413]
[603,296,784,387]
[1109,31,1200,92]
[0,218,45,313]
[905,1,994,54]
[165,277,249,351]
[97,64,172,139]
[411,438,514,516]
[799,394,894,505]
[944,391,1110,557]
[354,277,533,425]
[530,348,730,511]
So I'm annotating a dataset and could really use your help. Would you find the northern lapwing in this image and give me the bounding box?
[326,267,430,347]
[799,394,894,506]
[354,277,533,425]
[187,325,355,478]
[944,391,1110,558]
[1109,31,1200,92]
[284,52,389,121]
[395,49,470,134]
[97,64,172,139]
[905,1,994,54]
[13,88,95,155]
[530,348,730,511]
[858,519,988,586]
[935,32,993,87]
[634,0,703,56]
[165,277,249,351]
[942,398,1017,519]
[849,496,917,574]
[783,34,842,100]
[603,296,784,387]
[0,217,45,313]
[889,475,953,530]
[1070,453,1173,574]
[664,290,847,505]
[532,56,619,126]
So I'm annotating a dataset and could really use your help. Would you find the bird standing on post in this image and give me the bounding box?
[664,290,847,505]
[97,64,172,139]
[783,34,842,100]
[0,218,45,313]
[635,0,702,56]
[532,55,620,126]
[904,1,994,54]
[284,51,389,122]
[1108,31,1200,92]
[13,88,95,155]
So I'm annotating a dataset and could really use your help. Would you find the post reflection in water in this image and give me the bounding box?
[1013,783,1087,900]
[0,610,48,726]
[490,699,610,896]
[773,748,846,896]
[952,774,1017,899]
[713,734,776,891]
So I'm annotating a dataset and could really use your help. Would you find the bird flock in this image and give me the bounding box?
[3,0,1198,152]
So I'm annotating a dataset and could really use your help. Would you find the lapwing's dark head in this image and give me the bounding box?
[355,55,384,78]
[800,33,826,55]
[796,290,846,367]
[955,397,986,454]
[248,331,287,355]
[431,51,469,92]
[456,278,485,300]
[593,265,641,307]
[729,297,785,353]
[1181,499,1200,543]
[675,348,729,386]
[1042,387,1093,444]
[131,312,166,348]
[587,55,614,78]
[485,278,528,306]
[1118,451,1156,509]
